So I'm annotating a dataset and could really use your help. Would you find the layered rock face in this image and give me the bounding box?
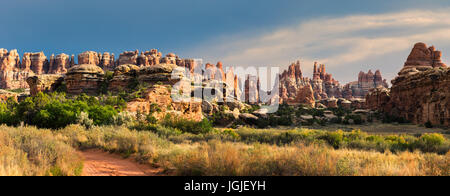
[65,64,105,95]
[389,68,450,126]
[26,74,64,96]
[113,63,203,121]
[365,87,390,111]
[366,43,450,126]
[343,70,389,99]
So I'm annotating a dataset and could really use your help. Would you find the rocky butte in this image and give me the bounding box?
[276,60,388,108]
[20,49,249,122]
[366,42,450,126]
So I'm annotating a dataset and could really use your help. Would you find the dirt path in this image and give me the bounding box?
[79,149,162,176]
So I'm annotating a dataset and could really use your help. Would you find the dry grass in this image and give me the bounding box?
[156,141,449,176]
[305,123,449,137]
[57,125,449,176]
[0,126,83,176]
[1,124,448,176]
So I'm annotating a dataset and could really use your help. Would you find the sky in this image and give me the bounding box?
[1,0,450,84]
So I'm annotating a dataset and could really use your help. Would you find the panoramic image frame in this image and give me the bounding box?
[0,0,448,192]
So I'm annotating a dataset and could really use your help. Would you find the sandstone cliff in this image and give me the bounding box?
[366,42,449,126]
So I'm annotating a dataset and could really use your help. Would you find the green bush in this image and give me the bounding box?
[88,105,117,125]
[0,92,122,129]
[162,114,215,134]
[414,133,447,153]
[321,130,344,148]
[223,129,240,140]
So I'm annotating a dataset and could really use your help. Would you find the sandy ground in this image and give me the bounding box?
[79,149,162,176]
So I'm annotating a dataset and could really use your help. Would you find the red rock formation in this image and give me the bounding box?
[65,64,105,95]
[0,49,34,89]
[27,52,48,75]
[278,61,342,105]
[365,87,391,111]
[48,53,70,74]
[344,70,389,99]
[310,62,342,99]
[287,84,315,107]
[404,42,446,68]
[100,52,115,71]
[78,51,100,65]
[69,55,75,68]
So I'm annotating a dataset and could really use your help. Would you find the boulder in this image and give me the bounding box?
[65,64,105,95]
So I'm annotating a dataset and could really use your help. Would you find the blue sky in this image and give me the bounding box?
[1,0,450,83]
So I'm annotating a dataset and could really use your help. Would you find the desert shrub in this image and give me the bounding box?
[0,126,83,176]
[0,101,19,125]
[146,115,158,124]
[330,107,350,117]
[133,123,183,138]
[413,133,448,153]
[275,104,295,116]
[150,103,162,114]
[113,112,135,126]
[241,105,260,113]
[210,111,236,127]
[99,71,114,94]
[222,129,241,140]
[162,114,214,134]
[101,95,127,110]
[321,130,344,148]
[76,112,94,129]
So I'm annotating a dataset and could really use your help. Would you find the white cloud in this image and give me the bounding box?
[186,9,450,84]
